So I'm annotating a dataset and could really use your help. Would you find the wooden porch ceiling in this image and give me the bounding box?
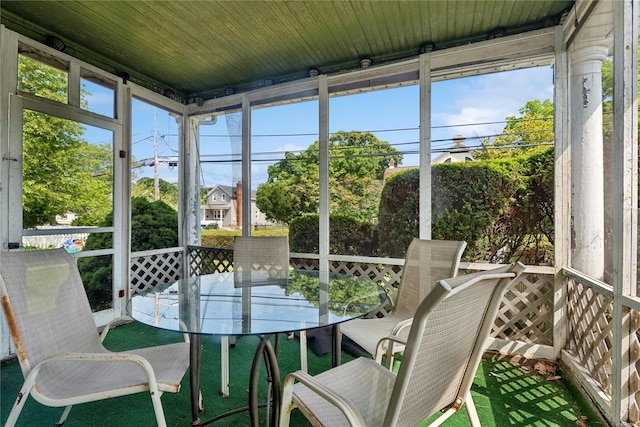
[1,1,573,102]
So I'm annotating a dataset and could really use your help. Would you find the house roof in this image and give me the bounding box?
[206,184,256,200]
[1,1,573,102]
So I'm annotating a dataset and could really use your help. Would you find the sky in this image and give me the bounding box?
[82,65,554,190]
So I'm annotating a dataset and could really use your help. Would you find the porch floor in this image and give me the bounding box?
[1,321,606,426]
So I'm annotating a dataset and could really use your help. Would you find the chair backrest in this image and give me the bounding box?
[233,236,290,284]
[393,238,466,319]
[384,262,525,426]
[0,249,104,378]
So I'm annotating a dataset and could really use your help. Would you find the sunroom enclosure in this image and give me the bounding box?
[0,1,638,425]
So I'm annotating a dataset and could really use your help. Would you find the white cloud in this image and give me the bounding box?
[432,66,554,144]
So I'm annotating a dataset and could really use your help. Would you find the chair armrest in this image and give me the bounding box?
[390,318,413,336]
[100,316,133,342]
[100,316,189,344]
[374,335,408,368]
[282,370,367,426]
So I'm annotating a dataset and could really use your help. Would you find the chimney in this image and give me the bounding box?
[453,135,464,149]
[236,181,242,227]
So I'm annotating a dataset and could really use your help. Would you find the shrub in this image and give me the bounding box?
[378,162,519,260]
[78,197,179,310]
[289,214,378,256]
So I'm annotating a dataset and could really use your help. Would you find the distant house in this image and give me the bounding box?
[431,135,474,164]
[384,135,474,179]
[200,181,273,228]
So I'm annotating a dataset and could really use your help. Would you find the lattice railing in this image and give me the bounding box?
[189,246,553,338]
[189,245,233,275]
[631,309,640,422]
[130,248,183,293]
[566,278,613,395]
[327,258,403,318]
[134,247,555,344]
[490,271,554,345]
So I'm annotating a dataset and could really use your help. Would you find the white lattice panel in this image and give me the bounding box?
[567,279,613,395]
[630,309,640,424]
[186,248,556,345]
[330,260,403,318]
[130,250,183,293]
[491,272,554,345]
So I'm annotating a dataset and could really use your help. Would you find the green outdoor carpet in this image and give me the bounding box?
[1,321,606,426]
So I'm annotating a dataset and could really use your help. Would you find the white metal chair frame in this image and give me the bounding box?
[0,249,189,427]
[339,239,467,368]
[218,236,299,398]
[280,262,525,427]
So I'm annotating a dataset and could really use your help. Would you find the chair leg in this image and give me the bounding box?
[55,405,73,426]
[464,392,481,427]
[279,375,297,427]
[299,331,308,373]
[4,375,37,427]
[221,335,230,397]
[150,389,168,427]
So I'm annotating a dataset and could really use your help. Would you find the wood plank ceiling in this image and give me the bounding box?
[1,1,573,102]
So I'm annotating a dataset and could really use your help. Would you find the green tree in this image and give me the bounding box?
[475,99,554,160]
[256,130,401,223]
[78,198,179,309]
[20,56,112,227]
[131,177,180,210]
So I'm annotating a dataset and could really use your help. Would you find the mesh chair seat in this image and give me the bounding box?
[340,239,467,364]
[292,358,395,427]
[35,342,189,401]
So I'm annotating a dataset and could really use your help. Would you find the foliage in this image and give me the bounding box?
[503,147,555,263]
[378,151,554,264]
[200,226,288,248]
[200,234,236,249]
[289,214,378,256]
[281,270,382,317]
[378,163,520,260]
[78,198,178,309]
[376,169,420,257]
[131,177,180,210]
[256,130,402,223]
[432,161,521,261]
[20,56,113,227]
[475,99,554,160]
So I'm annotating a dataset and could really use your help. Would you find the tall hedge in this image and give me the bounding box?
[378,161,521,260]
[289,214,378,256]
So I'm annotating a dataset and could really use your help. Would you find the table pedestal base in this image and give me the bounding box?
[190,334,281,427]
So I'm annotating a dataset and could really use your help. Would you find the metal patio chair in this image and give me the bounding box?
[218,236,295,397]
[339,238,466,367]
[0,248,189,427]
[279,262,525,427]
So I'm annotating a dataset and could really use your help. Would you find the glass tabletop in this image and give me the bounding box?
[126,270,386,336]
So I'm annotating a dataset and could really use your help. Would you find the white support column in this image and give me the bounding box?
[113,80,129,315]
[569,43,609,280]
[553,26,570,358]
[419,53,432,240]
[181,114,201,254]
[318,75,329,273]
[0,25,19,360]
[242,94,251,235]
[612,0,637,423]
[0,26,19,250]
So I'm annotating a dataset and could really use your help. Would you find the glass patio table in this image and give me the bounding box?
[126,269,386,426]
